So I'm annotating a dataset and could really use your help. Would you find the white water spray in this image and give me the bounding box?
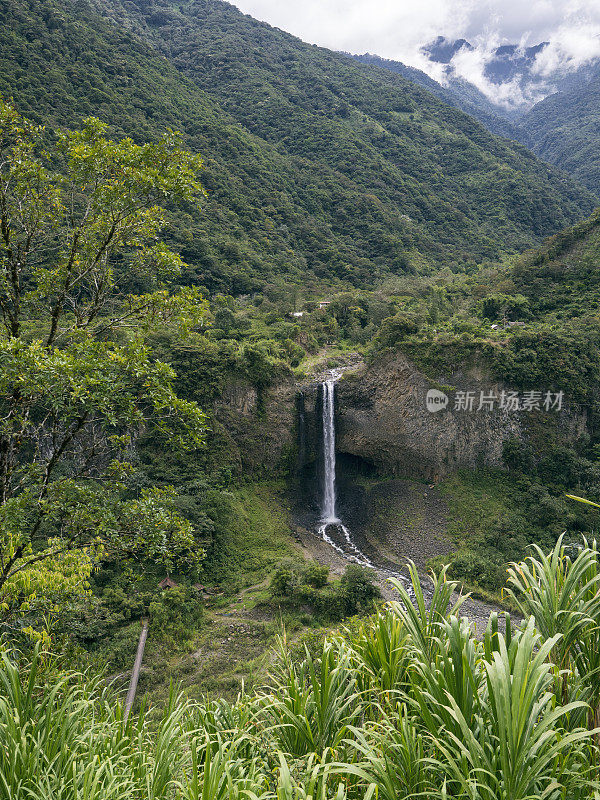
[320,375,338,525]
[317,371,372,566]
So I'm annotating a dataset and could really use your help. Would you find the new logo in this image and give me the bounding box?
[426,389,449,413]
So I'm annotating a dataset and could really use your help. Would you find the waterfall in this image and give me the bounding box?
[321,376,338,524]
[314,369,414,598]
[317,371,372,566]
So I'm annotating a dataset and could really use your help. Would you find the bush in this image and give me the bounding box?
[148,585,203,646]
[271,561,379,619]
[297,584,345,619]
[270,560,300,596]
[448,552,506,591]
[502,437,535,473]
[340,565,380,614]
[302,561,329,588]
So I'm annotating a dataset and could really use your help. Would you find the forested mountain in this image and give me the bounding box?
[1,0,596,295]
[359,43,600,200]
[521,64,600,196]
[89,0,597,260]
[352,53,525,141]
[393,207,600,408]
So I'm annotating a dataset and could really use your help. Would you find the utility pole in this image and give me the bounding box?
[123,617,149,722]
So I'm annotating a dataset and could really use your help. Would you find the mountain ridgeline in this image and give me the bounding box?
[0,0,597,296]
[359,44,600,199]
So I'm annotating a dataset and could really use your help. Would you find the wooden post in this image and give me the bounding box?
[124,617,149,722]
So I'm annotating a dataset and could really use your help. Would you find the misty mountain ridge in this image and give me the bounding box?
[356,41,600,196]
[423,37,550,87]
[420,36,600,118]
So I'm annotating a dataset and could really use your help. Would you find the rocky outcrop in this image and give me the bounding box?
[214,375,297,475]
[334,352,587,481]
[211,351,589,482]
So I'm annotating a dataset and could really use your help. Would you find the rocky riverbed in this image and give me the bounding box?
[295,476,510,633]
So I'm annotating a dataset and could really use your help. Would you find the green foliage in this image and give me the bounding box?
[270,560,301,597]
[372,312,420,349]
[438,463,600,601]
[477,292,530,321]
[447,551,507,591]
[340,565,381,615]
[502,437,536,473]
[522,63,600,195]
[5,551,600,798]
[148,585,203,647]
[506,535,600,714]
[0,0,595,297]
[303,561,330,589]
[270,561,380,621]
[0,101,208,632]
[260,636,360,757]
[198,484,297,589]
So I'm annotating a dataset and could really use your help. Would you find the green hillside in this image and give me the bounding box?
[92,0,597,257]
[521,66,600,196]
[352,53,525,142]
[380,208,600,407]
[500,209,600,320]
[1,0,596,295]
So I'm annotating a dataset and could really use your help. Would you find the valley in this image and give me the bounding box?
[3,0,600,796]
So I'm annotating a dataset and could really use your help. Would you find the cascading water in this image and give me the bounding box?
[315,371,414,598]
[320,376,338,525]
[317,371,373,567]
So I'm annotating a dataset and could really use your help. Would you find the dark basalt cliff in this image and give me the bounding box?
[334,353,587,481]
[213,375,298,475]
[214,352,588,482]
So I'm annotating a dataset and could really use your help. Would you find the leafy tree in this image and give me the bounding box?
[373,312,420,349]
[0,100,208,630]
[478,292,530,321]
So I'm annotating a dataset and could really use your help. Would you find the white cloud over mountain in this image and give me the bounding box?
[232,0,600,109]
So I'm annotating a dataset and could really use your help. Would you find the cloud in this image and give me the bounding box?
[532,24,600,77]
[231,0,600,109]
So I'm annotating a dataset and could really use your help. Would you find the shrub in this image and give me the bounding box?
[448,552,506,591]
[270,560,301,596]
[340,565,380,614]
[502,437,535,473]
[302,561,329,589]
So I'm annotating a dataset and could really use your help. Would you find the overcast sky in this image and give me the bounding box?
[231,0,600,107]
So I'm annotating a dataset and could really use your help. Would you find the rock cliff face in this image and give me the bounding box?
[214,375,298,475]
[212,352,589,482]
[334,353,588,481]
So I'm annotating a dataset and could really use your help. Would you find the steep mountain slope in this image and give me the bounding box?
[89,0,597,267]
[1,0,597,294]
[498,209,600,322]
[521,65,600,197]
[415,208,600,406]
[352,53,525,142]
